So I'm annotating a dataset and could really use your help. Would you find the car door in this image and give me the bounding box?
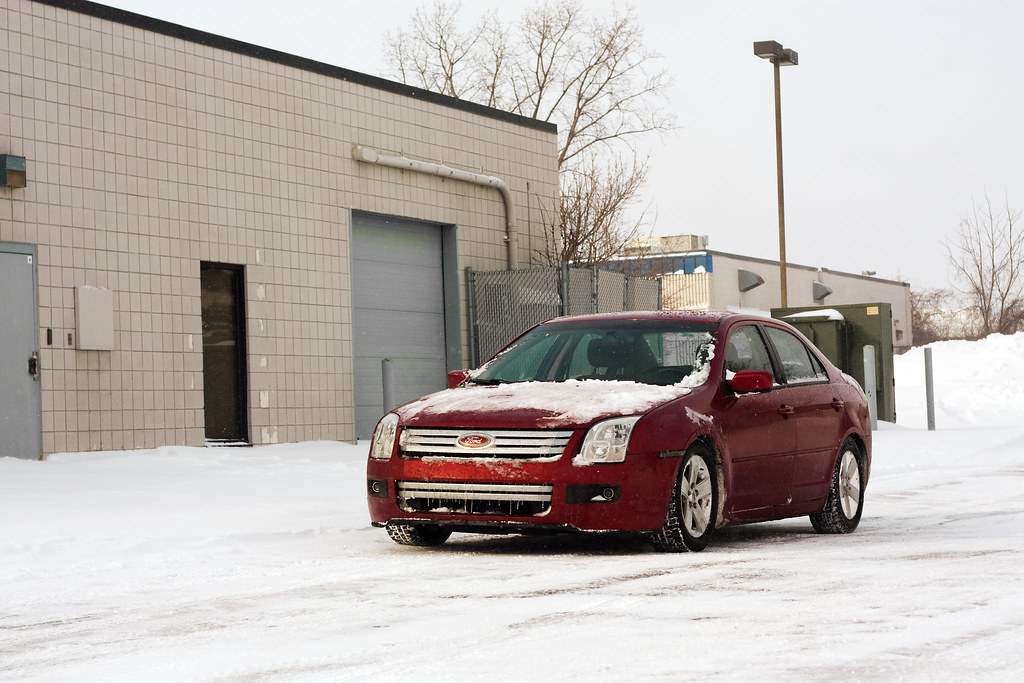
[716,324,796,513]
[761,325,841,504]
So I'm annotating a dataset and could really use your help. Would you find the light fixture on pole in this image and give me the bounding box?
[753,40,798,307]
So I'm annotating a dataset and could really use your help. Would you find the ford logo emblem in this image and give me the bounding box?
[456,433,494,449]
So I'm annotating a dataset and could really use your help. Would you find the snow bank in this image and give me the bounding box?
[894,332,1024,428]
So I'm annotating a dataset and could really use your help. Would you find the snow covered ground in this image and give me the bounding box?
[3,334,1024,681]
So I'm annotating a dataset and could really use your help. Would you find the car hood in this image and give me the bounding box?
[396,379,694,429]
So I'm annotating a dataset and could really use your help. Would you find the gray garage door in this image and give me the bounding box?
[352,214,448,439]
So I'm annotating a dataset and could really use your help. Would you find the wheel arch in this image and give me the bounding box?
[685,434,728,528]
[842,431,870,486]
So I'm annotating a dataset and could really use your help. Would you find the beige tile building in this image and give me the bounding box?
[0,0,559,457]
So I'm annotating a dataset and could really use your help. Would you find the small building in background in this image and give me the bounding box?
[608,234,913,352]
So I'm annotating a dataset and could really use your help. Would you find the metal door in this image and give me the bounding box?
[0,245,41,459]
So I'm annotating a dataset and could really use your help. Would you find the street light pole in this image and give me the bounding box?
[754,41,798,308]
[771,57,788,308]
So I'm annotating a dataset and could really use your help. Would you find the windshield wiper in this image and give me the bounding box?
[469,378,507,386]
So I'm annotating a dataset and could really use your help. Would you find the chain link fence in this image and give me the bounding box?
[467,264,662,365]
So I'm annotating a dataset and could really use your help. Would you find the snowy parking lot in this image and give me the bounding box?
[3,335,1024,681]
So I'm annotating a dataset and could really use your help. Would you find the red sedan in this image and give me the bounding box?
[366,311,871,552]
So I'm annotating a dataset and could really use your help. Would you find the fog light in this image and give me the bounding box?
[368,479,389,498]
[565,484,621,504]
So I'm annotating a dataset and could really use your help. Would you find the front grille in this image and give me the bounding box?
[400,428,573,460]
[396,481,554,517]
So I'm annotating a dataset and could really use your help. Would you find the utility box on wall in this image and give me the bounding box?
[771,302,896,423]
[75,286,115,351]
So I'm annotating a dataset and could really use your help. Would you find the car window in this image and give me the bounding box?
[484,331,562,383]
[764,326,828,384]
[564,332,606,378]
[563,330,704,383]
[724,325,776,381]
[474,320,717,386]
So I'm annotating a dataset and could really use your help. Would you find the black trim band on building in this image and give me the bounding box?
[29,0,558,135]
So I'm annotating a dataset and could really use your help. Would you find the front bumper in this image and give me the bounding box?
[366,449,680,533]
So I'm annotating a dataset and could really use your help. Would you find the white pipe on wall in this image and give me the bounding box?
[351,145,518,269]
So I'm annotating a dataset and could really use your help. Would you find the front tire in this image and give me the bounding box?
[651,443,718,552]
[385,522,452,547]
[810,438,864,534]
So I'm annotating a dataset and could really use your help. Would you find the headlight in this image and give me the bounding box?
[574,416,642,465]
[369,413,400,460]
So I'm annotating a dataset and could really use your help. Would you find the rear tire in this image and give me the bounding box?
[385,522,452,547]
[810,438,864,534]
[651,442,718,552]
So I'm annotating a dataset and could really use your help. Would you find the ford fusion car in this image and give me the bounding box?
[366,311,871,552]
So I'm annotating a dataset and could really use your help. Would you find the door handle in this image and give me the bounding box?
[28,351,39,381]
[778,404,795,416]
[831,398,845,411]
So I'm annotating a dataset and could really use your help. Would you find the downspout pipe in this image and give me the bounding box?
[351,145,518,269]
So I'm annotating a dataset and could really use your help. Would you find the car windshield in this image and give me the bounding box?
[472,319,718,386]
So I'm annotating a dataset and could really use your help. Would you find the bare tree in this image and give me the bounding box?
[538,155,648,265]
[946,196,1024,336]
[386,3,488,100]
[385,0,673,265]
[910,287,969,345]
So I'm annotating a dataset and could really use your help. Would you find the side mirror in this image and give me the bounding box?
[728,369,773,393]
[447,369,472,389]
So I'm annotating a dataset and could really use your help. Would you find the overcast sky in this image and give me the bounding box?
[99,0,1024,290]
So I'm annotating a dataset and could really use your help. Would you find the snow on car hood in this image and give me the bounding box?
[397,379,694,429]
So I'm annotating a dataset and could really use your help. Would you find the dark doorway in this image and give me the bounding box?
[201,263,248,444]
